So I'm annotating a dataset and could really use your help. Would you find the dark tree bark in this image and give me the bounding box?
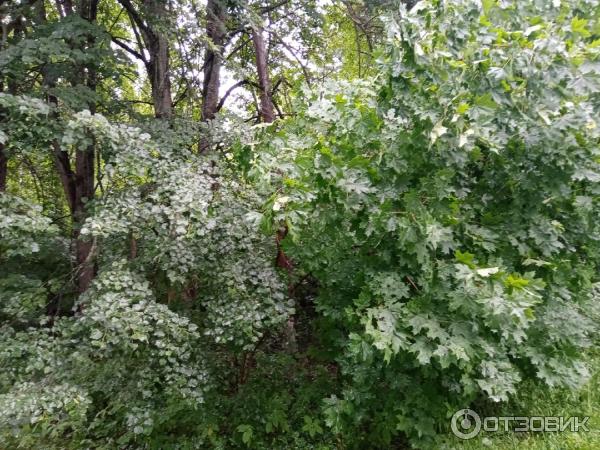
[0,57,5,193]
[248,14,286,275]
[73,0,99,293]
[144,0,172,119]
[118,0,173,119]
[201,0,226,122]
[148,39,172,119]
[251,25,276,123]
[40,0,98,293]
[0,22,7,193]
[51,140,77,213]
[199,0,227,152]
[249,12,294,350]
[73,141,96,293]
[0,21,5,194]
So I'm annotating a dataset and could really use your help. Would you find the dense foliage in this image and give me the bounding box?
[253,0,600,445]
[1,0,599,448]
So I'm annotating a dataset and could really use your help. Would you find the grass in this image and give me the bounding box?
[445,353,600,450]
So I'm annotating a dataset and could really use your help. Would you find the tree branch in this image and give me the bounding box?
[225,35,251,60]
[259,0,290,15]
[117,0,150,36]
[216,79,258,112]
[269,29,312,86]
[111,35,144,60]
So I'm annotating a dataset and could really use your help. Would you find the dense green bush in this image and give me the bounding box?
[251,0,600,446]
[0,103,295,447]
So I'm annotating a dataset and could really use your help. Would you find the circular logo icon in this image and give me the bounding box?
[451,409,481,440]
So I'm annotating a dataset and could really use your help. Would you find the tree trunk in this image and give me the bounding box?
[147,35,172,119]
[0,19,5,193]
[251,26,276,123]
[42,0,98,294]
[199,0,226,152]
[144,0,172,119]
[0,74,6,194]
[118,0,173,119]
[254,28,295,348]
[73,144,95,293]
[72,0,98,293]
[251,19,292,347]
[201,0,226,122]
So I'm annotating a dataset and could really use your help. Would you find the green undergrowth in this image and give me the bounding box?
[446,353,600,450]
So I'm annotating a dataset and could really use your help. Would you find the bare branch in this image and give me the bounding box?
[216,79,251,112]
[111,35,144,60]
[117,0,150,36]
[259,0,290,15]
[268,29,312,86]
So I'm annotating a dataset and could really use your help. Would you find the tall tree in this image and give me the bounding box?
[202,0,227,122]
[0,5,25,193]
[52,0,100,293]
[251,23,275,123]
[116,0,173,119]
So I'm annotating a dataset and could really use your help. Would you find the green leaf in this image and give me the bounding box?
[474,93,498,110]
[90,330,103,340]
[571,17,591,37]
[455,250,476,269]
